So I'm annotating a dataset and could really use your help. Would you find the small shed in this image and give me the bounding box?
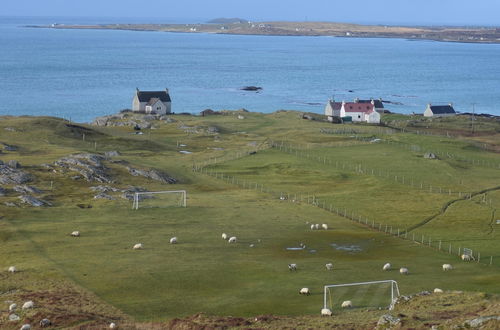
[424,103,456,117]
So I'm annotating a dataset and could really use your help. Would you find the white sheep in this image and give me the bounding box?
[442,263,453,271]
[382,263,391,271]
[228,236,237,243]
[39,319,51,327]
[288,263,297,271]
[325,263,334,271]
[341,300,352,308]
[22,301,34,310]
[221,233,228,240]
[133,243,143,250]
[434,288,443,293]
[299,288,310,295]
[321,308,332,316]
[314,224,320,230]
[8,266,17,273]
[322,224,328,230]
[9,303,17,312]
[310,224,315,230]
[109,322,117,329]
[71,231,80,237]
[461,254,472,261]
[169,237,177,244]
[20,324,31,330]
[399,267,409,275]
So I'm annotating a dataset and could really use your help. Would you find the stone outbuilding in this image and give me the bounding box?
[424,103,456,117]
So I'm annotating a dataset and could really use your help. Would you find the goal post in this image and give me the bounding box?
[323,280,400,311]
[132,190,187,210]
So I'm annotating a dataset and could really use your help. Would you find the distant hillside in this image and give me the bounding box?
[207,17,248,24]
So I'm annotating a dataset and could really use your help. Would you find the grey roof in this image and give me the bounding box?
[357,99,384,108]
[430,105,456,114]
[137,91,171,103]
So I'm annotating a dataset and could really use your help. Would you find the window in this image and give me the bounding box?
[358,115,361,119]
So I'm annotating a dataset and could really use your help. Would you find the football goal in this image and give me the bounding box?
[132,190,187,210]
[323,280,400,311]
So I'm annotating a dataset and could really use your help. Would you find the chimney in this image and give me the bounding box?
[354,97,359,103]
[136,87,139,92]
[449,102,453,107]
[165,88,169,94]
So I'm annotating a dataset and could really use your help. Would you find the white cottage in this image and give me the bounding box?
[132,88,171,115]
[325,99,380,124]
[424,103,456,117]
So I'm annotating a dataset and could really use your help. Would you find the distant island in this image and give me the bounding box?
[31,20,500,44]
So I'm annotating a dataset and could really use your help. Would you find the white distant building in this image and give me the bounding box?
[132,88,171,115]
[325,99,380,124]
[424,103,456,117]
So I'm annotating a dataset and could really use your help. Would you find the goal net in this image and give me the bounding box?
[132,190,187,210]
[324,280,400,311]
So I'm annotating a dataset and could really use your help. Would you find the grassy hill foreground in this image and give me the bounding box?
[0,110,499,328]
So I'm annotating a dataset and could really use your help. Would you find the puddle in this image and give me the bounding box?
[179,150,192,154]
[286,247,305,251]
[309,249,317,253]
[331,243,362,253]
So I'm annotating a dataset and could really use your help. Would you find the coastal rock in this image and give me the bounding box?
[0,165,32,184]
[126,166,177,184]
[54,154,112,183]
[241,86,262,91]
[19,195,51,207]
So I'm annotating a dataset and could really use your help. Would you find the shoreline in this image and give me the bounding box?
[28,21,500,44]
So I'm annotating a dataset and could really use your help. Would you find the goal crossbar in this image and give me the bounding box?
[132,190,187,210]
[323,280,400,309]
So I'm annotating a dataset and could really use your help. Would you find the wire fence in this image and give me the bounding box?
[192,154,499,268]
[269,141,490,201]
[320,129,500,169]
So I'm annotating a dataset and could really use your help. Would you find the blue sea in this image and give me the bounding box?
[1,16,500,122]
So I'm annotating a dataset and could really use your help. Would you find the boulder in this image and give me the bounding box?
[424,152,437,159]
[126,167,177,184]
[463,316,500,328]
[7,160,21,168]
[104,150,121,158]
[377,314,401,328]
[14,185,42,194]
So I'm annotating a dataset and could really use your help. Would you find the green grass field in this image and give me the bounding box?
[0,111,499,326]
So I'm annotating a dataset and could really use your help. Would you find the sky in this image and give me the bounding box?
[2,0,499,26]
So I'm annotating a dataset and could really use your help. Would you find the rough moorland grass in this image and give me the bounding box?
[1,112,499,324]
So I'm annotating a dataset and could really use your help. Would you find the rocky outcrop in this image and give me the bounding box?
[54,154,112,183]
[94,192,115,200]
[126,167,177,184]
[104,150,121,158]
[19,195,51,207]
[376,314,401,328]
[13,185,42,194]
[0,164,31,184]
[462,316,500,328]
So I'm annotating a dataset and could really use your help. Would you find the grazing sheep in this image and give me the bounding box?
[325,263,334,271]
[399,267,409,275]
[442,263,453,271]
[39,319,51,327]
[461,254,472,261]
[341,300,353,308]
[221,233,228,240]
[310,224,315,230]
[8,266,17,273]
[434,288,444,293]
[314,224,320,230]
[9,303,17,312]
[322,224,328,230]
[382,263,391,271]
[321,308,332,316]
[20,325,31,330]
[228,236,237,243]
[133,243,143,250]
[109,323,117,329]
[288,263,297,271]
[22,301,34,310]
[71,231,80,237]
[169,237,177,244]
[299,288,310,295]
